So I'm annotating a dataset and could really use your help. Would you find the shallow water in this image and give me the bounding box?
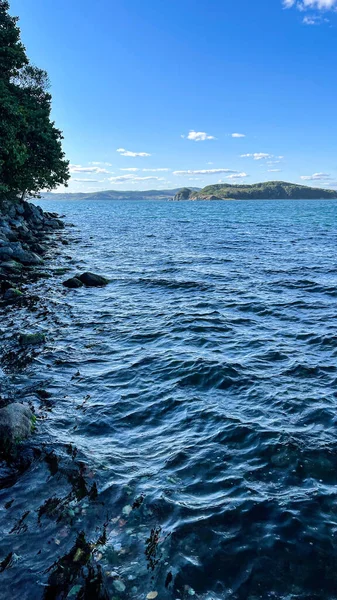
[1,198,337,599]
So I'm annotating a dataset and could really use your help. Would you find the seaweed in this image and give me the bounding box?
[43,531,109,600]
[0,552,13,572]
[9,510,30,534]
[145,526,162,571]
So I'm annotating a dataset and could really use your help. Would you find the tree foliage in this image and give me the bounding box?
[0,0,69,199]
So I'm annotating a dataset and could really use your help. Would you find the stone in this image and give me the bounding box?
[0,243,43,266]
[4,288,23,300]
[63,277,83,289]
[0,403,34,451]
[19,332,46,346]
[78,272,109,287]
[0,260,24,272]
[113,580,126,593]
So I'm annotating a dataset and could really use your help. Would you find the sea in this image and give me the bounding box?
[1,198,337,600]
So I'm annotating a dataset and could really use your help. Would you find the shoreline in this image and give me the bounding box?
[0,199,113,598]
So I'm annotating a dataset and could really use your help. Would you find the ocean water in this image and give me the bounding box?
[1,198,337,599]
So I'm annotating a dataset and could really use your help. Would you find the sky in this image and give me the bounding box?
[9,0,337,193]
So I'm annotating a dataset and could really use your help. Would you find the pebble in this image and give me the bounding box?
[113,580,126,593]
[122,504,132,516]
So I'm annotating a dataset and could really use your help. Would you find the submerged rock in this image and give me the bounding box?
[19,332,46,346]
[78,272,109,287]
[63,277,83,289]
[0,403,34,452]
[4,288,23,301]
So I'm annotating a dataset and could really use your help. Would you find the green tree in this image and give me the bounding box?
[0,0,69,199]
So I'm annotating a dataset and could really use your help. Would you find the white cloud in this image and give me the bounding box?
[241,153,272,160]
[268,169,282,172]
[108,174,165,185]
[89,161,112,166]
[186,130,216,141]
[70,164,110,174]
[300,172,331,180]
[283,0,337,10]
[173,168,240,176]
[231,133,246,138]
[116,148,151,157]
[72,178,99,182]
[142,168,170,172]
[120,168,139,171]
[226,172,248,179]
[302,14,328,22]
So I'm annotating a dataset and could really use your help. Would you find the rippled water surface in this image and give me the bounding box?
[1,198,337,600]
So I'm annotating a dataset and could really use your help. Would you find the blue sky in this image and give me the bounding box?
[10,0,337,192]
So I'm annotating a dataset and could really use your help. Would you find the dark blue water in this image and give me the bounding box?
[1,199,337,600]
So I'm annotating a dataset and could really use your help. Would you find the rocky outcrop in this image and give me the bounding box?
[173,188,193,201]
[0,197,65,301]
[0,403,35,453]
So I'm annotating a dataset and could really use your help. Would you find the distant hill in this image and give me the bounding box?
[174,181,337,201]
[40,188,200,202]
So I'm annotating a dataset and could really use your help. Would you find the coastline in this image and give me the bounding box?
[0,199,112,598]
[0,197,66,458]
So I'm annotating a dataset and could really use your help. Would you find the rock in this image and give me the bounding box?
[19,332,46,346]
[0,243,43,266]
[63,277,83,289]
[78,272,109,287]
[0,403,34,452]
[12,246,43,266]
[0,247,13,261]
[113,580,126,593]
[0,260,24,272]
[4,288,23,301]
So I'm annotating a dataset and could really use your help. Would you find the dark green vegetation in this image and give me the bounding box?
[0,0,69,200]
[174,181,337,200]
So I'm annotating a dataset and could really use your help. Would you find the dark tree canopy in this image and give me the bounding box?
[0,0,69,199]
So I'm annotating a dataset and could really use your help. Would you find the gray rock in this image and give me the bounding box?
[19,332,46,346]
[0,243,43,266]
[0,403,34,451]
[0,247,13,261]
[4,288,24,300]
[11,244,43,266]
[113,580,126,593]
[63,277,83,289]
[0,260,24,272]
[78,272,109,287]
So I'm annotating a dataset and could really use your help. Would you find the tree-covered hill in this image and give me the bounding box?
[174,181,337,201]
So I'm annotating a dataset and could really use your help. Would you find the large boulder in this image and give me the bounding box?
[77,272,109,287]
[0,403,34,452]
[63,277,83,289]
[0,243,43,266]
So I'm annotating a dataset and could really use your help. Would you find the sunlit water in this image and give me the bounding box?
[1,199,337,600]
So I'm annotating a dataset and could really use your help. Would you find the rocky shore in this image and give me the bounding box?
[0,198,66,455]
[0,199,115,598]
